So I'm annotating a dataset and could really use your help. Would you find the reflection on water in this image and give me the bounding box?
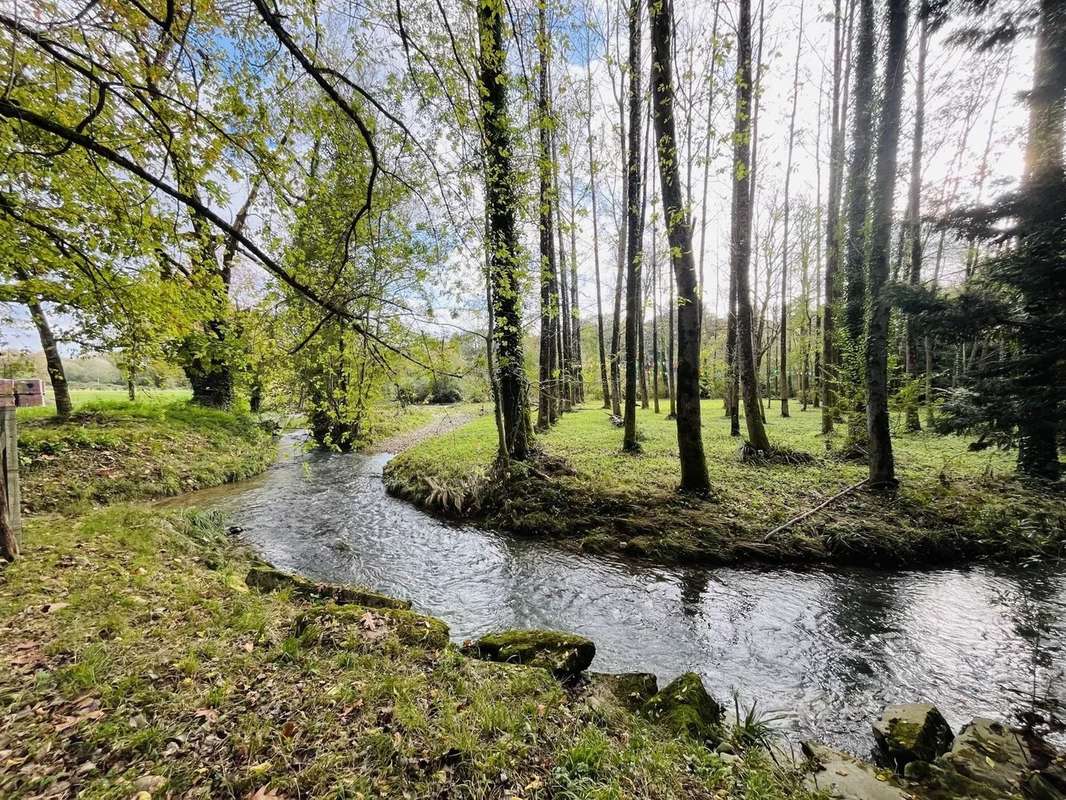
[178,434,1066,754]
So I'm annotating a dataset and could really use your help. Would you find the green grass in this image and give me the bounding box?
[17,399,276,514]
[15,387,192,421]
[0,506,816,799]
[385,400,1066,566]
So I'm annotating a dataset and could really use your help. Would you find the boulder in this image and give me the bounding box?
[873,703,954,769]
[245,566,411,610]
[640,672,722,742]
[803,741,909,800]
[938,718,1030,797]
[462,629,595,677]
[583,672,659,711]
[294,603,450,650]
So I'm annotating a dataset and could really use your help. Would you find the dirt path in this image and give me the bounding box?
[366,405,483,454]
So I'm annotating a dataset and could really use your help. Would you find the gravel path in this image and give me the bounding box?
[365,405,483,454]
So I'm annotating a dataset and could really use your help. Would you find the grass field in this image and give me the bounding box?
[385,400,1066,566]
[15,387,192,421]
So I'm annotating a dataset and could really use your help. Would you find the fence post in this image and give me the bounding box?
[1,379,19,561]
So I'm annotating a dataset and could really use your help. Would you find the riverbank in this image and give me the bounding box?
[18,400,278,514]
[384,401,1066,567]
[0,505,813,798]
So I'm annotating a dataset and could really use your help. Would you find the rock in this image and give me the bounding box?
[903,759,1004,799]
[245,566,411,610]
[294,603,450,650]
[583,672,658,711]
[640,672,723,742]
[1028,772,1066,800]
[873,703,954,769]
[802,741,909,800]
[938,718,1030,797]
[462,629,595,677]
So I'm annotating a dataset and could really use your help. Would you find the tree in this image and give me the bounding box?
[866,0,909,488]
[841,0,876,446]
[584,11,612,409]
[821,0,852,434]
[729,0,772,453]
[478,0,533,461]
[622,0,644,452]
[903,5,931,433]
[650,0,712,494]
[779,0,805,418]
[536,0,561,432]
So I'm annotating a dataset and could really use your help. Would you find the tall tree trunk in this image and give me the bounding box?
[697,0,723,343]
[841,0,876,448]
[567,150,585,404]
[726,267,740,434]
[610,235,625,417]
[904,7,929,433]
[779,0,804,418]
[668,255,677,419]
[638,104,653,411]
[552,108,574,412]
[23,297,72,420]
[651,207,661,413]
[622,0,644,452]
[478,0,532,461]
[821,0,851,433]
[536,1,560,431]
[651,0,711,493]
[1016,0,1065,479]
[483,203,509,466]
[586,76,612,408]
[730,0,772,452]
[865,0,909,488]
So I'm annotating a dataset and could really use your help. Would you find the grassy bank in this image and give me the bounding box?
[18,400,277,514]
[384,400,1066,566]
[0,506,813,799]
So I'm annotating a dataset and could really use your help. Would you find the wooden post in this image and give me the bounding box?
[1,380,19,561]
[1,378,41,562]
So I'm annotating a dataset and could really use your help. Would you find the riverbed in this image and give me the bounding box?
[175,434,1066,755]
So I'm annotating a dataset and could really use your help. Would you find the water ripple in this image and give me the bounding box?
[180,437,1066,754]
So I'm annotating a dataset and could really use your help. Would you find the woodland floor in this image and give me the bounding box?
[0,505,813,799]
[384,399,1066,567]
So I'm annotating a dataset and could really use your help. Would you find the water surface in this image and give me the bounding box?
[180,435,1066,754]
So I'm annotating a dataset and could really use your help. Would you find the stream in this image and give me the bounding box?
[177,433,1066,756]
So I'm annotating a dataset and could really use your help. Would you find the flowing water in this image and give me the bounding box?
[177,434,1066,755]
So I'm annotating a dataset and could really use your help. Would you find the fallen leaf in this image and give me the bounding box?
[247,787,285,800]
[133,774,167,794]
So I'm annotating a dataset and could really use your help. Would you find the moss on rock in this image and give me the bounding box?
[873,703,954,770]
[583,672,659,712]
[294,602,450,650]
[641,672,723,743]
[462,629,595,677]
[245,566,411,610]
